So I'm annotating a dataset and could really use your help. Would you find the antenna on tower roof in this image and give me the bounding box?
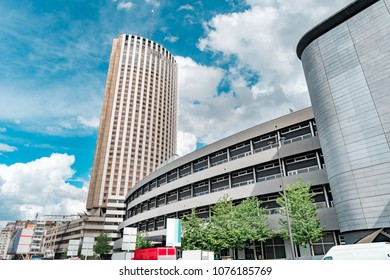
[149,10,155,40]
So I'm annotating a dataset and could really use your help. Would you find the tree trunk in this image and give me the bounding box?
[252,240,257,260]
[310,243,315,256]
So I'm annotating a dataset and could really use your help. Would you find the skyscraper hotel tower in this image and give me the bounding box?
[87,34,178,213]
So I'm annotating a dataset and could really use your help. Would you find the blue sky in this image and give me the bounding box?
[0,0,352,227]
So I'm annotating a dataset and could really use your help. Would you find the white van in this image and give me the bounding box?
[323,242,390,260]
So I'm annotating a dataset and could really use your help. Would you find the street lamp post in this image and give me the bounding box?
[269,127,295,260]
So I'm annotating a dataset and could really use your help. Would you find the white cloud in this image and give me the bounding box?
[0,128,6,133]
[0,143,17,152]
[176,56,225,103]
[145,0,160,8]
[164,35,179,43]
[117,1,134,11]
[0,153,88,221]
[199,0,352,86]
[77,116,100,128]
[182,0,352,145]
[198,6,298,86]
[176,55,289,145]
[177,131,197,156]
[178,4,194,11]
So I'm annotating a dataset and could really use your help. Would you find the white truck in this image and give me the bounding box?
[323,242,390,260]
[111,252,133,260]
[181,250,215,260]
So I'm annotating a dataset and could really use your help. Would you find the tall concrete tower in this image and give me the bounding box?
[87,34,178,212]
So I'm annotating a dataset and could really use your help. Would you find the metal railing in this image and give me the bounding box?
[194,191,209,197]
[180,171,191,178]
[194,166,208,173]
[254,143,278,153]
[282,133,312,145]
[211,185,230,193]
[211,158,228,167]
[287,165,319,176]
[230,151,251,161]
[179,195,191,201]
[257,173,281,182]
[232,179,255,188]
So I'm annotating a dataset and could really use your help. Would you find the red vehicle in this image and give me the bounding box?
[133,247,177,260]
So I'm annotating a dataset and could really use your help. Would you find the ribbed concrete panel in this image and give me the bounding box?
[300,1,390,239]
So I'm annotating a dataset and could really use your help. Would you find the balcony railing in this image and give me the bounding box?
[211,158,228,167]
[194,191,209,197]
[194,166,208,173]
[257,174,281,182]
[254,143,278,153]
[282,133,312,145]
[267,201,329,215]
[211,185,230,193]
[230,151,251,161]
[287,165,319,176]
[180,171,191,178]
[180,195,192,201]
[232,179,255,188]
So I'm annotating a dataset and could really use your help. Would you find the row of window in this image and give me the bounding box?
[127,189,334,258]
[119,61,175,74]
[127,151,326,219]
[127,120,317,204]
[124,35,175,62]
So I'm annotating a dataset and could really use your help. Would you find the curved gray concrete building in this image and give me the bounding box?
[119,108,340,259]
[298,0,390,243]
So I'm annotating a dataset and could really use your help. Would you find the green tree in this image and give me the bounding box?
[136,232,153,250]
[93,232,111,259]
[182,209,207,250]
[60,250,67,260]
[276,178,323,256]
[181,196,273,259]
[235,197,273,260]
[207,195,240,256]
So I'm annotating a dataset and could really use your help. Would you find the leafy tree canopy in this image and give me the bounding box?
[136,231,153,250]
[182,209,207,250]
[235,196,273,259]
[207,195,239,254]
[181,195,273,257]
[93,232,111,258]
[276,178,323,255]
